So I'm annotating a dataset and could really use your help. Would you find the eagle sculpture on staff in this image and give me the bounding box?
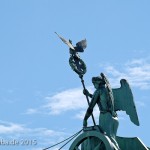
[55,32,87,76]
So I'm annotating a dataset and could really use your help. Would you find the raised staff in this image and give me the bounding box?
[55,32,96,126]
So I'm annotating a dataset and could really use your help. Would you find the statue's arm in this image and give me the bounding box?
[83,89,93,98]
[88,93,93,98]
[84,90,99,121]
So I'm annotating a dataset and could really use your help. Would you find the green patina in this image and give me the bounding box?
[56,33,149,150]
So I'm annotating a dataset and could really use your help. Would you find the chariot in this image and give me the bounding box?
[69,126,150,150]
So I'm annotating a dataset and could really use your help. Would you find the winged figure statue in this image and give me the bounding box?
[83,73,140,149]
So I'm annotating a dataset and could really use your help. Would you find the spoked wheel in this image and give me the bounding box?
[69,130,115,150]
[69,56,86,76]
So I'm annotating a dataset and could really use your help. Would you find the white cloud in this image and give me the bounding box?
[32,87,93,116]
[24,86,99,127]
[103,58,150,89]
[0,120,70,150]
[75,106,99,121]
[0,120,26,134]
[25,108,39,114]
[44,88,87,115]
[24,58,149,123]
[75,110,86,120]
[0,120,67,137]
[41,86,102,126]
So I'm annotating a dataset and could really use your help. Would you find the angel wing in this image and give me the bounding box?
[75,39,87,52]
[112,79,140,126]
[55,32,75,50]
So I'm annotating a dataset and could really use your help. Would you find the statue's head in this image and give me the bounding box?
[92,76,105,89]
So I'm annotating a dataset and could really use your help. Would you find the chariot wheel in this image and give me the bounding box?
[69,130,115,150]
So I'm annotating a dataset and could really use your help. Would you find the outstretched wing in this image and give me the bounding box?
[55,32,75,50]
[112,79,140,126]
[75,39,87,52]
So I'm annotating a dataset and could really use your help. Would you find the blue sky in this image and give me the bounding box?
[0,0,150,150]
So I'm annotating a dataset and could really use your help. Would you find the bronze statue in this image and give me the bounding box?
[54,33,149,150]
[82,73,139,150]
